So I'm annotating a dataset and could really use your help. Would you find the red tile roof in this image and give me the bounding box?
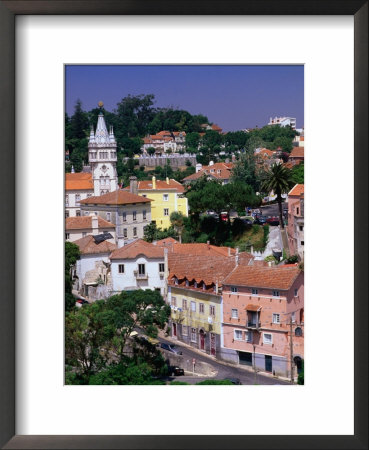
[289,147,304,158]
[224,265,301,290]
[288,184,304,197]
[168,254,237,286]
[66,216,115,230]
[136,179,185,193]
[183,162,232,182]
[156,241,237,257]
[155,237,178,245]
[65,173,93,191]
[80,190,153,205]
[74,235,116,255]
[110,239,164,260]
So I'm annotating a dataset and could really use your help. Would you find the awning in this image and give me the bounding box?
[245,304,262,312]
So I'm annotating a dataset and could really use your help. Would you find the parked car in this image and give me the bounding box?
[241,218,253,226]
[224,378,242,385]
[220,212,229,222]
[266,217,280,226]
[168,366,185,376]
[253,209,261,215]
[160,343,183,355]
[254,215,267,225]
[75,298,89,305]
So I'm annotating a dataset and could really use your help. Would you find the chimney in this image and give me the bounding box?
[236,247,239,266]
[228,247,231,256]
[152,176,156,189]
[207,240,210,250]
[268,261,272,267]
[166,177,169,185]
[129,176,138,195]
[90,213,99,234]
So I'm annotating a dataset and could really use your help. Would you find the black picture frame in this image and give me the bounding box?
[0,1,367,449]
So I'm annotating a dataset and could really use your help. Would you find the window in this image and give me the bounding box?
[143,210,146,220]
[234,330,243,340]
[75,194,81,205]
[182,325,188,336]
[301,241,304,246]
[159,263,165,273]
[171,297,177,307]
[296,207,300,215]
[231,286,238,293]
[142,194,147,198]
[245,331,253,343]
[138,264,145,275]
[294,288,298,297]
[291,312,296,323]
[210,305,215,316]
[185,280,189,287]
[164,208,169,216]
[299,225,303,231]
[202,282,206,290]
[231,309,238,319]
[272,290,280,297]
[191,301,196,312]
[133,211,137,221]
[252,288,258,295]
[182,299,187,310]
[76,210,81,217]
[133,227,137,237]
[65,233,70,240]
[263,333,273,345]
[106,212,111,221]
[123,228,127,238]
[194,282,198,288]
[82,232,87,237]
[272,313,280,324]
[65,211,69,218]
[118,264,124,274]
[87,194,92,198]
[65,195,69,206]
[163,194,169,201]
[191,328,197,342]
[122,212,126,222]
[295,327,303,337]
[199,303,205,314]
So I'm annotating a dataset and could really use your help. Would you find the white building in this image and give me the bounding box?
[65,214,116,242]
[74,234,116,294]
[65,171,94,218]
[110,239,167,296]
[268,116,296,130]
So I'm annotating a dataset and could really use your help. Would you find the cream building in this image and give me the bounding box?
[65,214,116,243]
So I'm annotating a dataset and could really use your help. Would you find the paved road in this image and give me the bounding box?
[259,202,287,218]
[159,336,290,386]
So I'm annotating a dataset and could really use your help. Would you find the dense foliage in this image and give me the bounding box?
[65,290,171,384]
[65,242,80,312]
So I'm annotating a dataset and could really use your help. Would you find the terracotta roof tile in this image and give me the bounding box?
[110,239,164,260]
[224,265,301,290]
[74,235,116,255]
[289,147,304,158]
[66,216,115,230]
[80,190,153,205]
[288,184,304,197]
[65,173,93,191]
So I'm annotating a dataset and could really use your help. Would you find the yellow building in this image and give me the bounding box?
[167,252,239,357]
[129,176,188,230]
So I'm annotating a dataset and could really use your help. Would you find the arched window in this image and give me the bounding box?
[295,327,303,337]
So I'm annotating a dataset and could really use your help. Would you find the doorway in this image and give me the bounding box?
[265,355,272,372]
[172,323,177,338]
[199,330,205,350]
[210,333,216,356]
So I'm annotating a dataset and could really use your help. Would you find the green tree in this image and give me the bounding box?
[290,162,304,184]
[185,132,200,150]
[170,211,185,243]
[146,146,156,156]
[261,163,292,229]
[65,242,80,312]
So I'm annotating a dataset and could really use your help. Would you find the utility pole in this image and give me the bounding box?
[290,320,294,384]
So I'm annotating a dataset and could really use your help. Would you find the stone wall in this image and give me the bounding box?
[124,154,197,169]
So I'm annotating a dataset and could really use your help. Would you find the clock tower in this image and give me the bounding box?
[88,104,118,196]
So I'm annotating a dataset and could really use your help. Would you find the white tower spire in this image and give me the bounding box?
[88,102,118,196]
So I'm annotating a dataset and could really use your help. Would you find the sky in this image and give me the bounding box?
[65,65,304,132]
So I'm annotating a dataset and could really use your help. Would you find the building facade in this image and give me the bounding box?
[65,172,94,218]
[287,184,304,260]
[221,265,304,379]
[109,239,167,296]
[80,186,152,248]
[268,116,296,129]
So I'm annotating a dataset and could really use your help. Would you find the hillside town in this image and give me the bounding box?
[65,103,304,386]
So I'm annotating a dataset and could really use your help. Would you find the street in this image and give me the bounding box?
[158,336,290,386]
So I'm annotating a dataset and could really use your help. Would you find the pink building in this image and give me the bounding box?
[287,184,304,261]
[221,265,304,380]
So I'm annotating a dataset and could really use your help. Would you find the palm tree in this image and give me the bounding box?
[170,211,185,243]
[261,163,292,229]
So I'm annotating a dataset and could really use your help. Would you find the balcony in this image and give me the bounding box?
[246,321,260,330]
[134,270,148,280]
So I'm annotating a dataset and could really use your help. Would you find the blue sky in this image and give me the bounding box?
[65,65,304,132]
